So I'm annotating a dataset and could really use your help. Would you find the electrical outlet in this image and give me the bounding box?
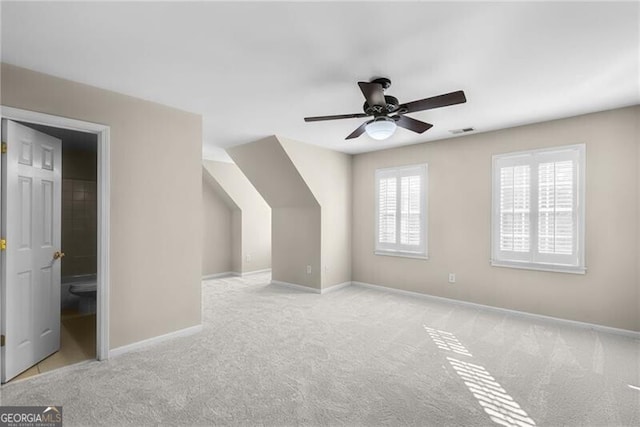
[448,273,456,284]
[306,265,312,274]
[245,253,252,262]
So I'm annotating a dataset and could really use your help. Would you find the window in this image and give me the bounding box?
[491,144,585,273]
[375,164,427,258]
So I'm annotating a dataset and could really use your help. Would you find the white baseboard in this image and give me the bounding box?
[109,324,203,358]
[321,281,352,294]
[352,281,640,339]
[202,272,239,280]
[270,280,321,294]
[241,268,272,277]
[202,269,271,280]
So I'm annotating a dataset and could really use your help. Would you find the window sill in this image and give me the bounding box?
[375,250,428,260]
[491,260,586,275]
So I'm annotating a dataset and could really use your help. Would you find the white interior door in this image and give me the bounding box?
[1,119,62,383]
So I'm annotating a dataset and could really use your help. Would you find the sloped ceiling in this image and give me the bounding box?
[203,160,269,212]
[226,136,319,208]
[202,167,239,211]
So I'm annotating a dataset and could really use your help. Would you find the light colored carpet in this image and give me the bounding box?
[0,272,638,426]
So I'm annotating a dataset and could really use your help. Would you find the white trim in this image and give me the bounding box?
[374,251,429,260]
[491,144,586,272]
[351,281,640,339]
[241,268,272,277]
[0,107,109,133]
[109,324,203,358]
[201,269,271,280]
[0,106,111,364]
[320,281,351,294]
[97,127,110,361]
[270,280,320,294]
[202,272,238,280]
[375,163,428,258]
[491,260,586,275]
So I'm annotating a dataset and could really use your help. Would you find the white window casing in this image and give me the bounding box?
[491,144,586,273]
[375,164,427,259]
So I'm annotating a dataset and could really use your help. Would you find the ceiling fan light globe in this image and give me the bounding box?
[365,117,397,140]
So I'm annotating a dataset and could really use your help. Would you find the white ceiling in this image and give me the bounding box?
[2,1,638,162]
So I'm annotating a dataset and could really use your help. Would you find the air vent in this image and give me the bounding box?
[449,127,475,135]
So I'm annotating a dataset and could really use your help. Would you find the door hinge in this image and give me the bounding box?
[1,142,6,154]
[0,335,4,347]
[0,239,6,250]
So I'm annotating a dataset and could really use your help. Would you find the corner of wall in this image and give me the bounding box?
[276,136,354,289]
[635,105,640,331]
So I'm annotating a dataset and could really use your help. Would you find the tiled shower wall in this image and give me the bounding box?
[62,178,97,276]
[61,144,97,277]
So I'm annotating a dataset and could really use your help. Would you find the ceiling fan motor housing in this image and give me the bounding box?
[363,95,399,116]
[371,77,392,90]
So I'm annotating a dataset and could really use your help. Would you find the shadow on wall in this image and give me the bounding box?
[202,168,237,276]
[226,136,351,292]
[202,161,271,277]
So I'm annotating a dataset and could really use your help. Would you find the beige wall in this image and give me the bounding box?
[231,210,242,273]
[1,63,203,348]
[202,170,235,276]
[353,106,640,332]
[272,207,321,288]
[227,136,351,289]
[203,160,271,274]
[228,137,321,289]
[279,137,352,288]
[636,106,640,327]
[227,137,318,207]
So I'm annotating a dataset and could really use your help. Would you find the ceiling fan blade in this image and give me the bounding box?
[346,121,370,140]
[358,81,386,107]
[400,90,466,114]
[304,113,369,122]
[394,115,433,134]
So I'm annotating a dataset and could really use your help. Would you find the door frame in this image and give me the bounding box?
[0,106,110,367]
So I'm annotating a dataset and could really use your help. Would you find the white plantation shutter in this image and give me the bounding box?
[400,175,422,246]
[538,160,574,255]
[492,145,585,272]
[376,164,427,257]
[378,177,397,244]
[499,165,530,254]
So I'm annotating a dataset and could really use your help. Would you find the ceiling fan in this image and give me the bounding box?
[304,78,467,140]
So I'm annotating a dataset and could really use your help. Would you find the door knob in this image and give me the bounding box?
[53,251,65,260]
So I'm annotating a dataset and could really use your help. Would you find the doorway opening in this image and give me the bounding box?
[17,123,97,381]
[0,107,110,384]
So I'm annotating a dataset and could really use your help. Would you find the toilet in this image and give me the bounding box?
[69,280,97,299]
[63,275,97,314]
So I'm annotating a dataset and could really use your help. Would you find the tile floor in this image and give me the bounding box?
[11,313,96,382]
